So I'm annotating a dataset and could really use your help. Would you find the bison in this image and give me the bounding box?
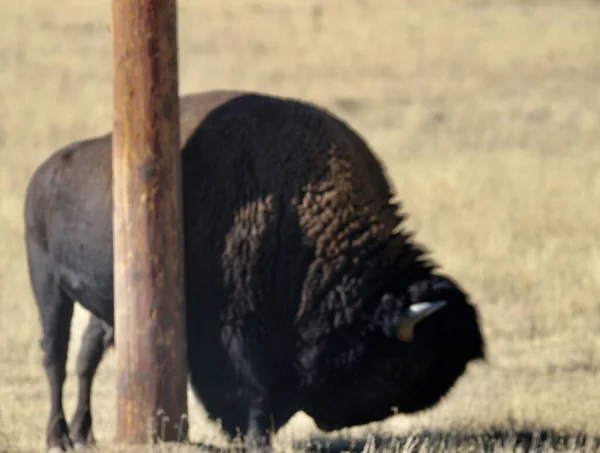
[24,90,485,453]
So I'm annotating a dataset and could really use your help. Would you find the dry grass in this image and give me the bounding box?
[1,0,600,452]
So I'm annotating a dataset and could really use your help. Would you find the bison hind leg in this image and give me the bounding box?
[26,239,75,452]
[69,314,114,449]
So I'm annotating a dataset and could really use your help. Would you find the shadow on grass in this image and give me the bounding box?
[300,428,600,453]
[192,427,600,453]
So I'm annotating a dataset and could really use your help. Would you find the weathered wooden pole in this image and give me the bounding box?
[111,0,188,444]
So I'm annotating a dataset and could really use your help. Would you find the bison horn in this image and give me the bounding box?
[395,300,447,342]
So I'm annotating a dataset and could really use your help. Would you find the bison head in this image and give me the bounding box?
[301,274,485,432]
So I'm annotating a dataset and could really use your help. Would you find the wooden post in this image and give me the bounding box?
[111,0,188,444]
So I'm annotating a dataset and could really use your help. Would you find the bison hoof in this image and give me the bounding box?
[47,441,72,453]
[47,418,74,452]
[69,413,95,450]
[70,434,95,450]
[244,446,272,453]
[46,447,64,453]
[244,437,272,453]
[47,447,65,453]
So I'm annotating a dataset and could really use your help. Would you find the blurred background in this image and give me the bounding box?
[1,0,599,452]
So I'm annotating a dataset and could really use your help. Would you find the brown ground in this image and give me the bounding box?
[1,0,600,452]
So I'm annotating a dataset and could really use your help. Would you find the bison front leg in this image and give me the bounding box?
[222,324,273,453]
[69,314,114,449]
[26,240,75,452]
[244,403,273,453]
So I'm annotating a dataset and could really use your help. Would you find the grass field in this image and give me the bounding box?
[1,0,600,452]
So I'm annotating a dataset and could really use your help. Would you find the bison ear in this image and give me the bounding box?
[395,300,447,342]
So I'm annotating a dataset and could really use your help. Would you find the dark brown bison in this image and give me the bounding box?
[24,90,485,453]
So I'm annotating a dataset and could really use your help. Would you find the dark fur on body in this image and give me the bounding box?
[24,90,485,451]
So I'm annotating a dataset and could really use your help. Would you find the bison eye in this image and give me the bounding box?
[395,300,447,342]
